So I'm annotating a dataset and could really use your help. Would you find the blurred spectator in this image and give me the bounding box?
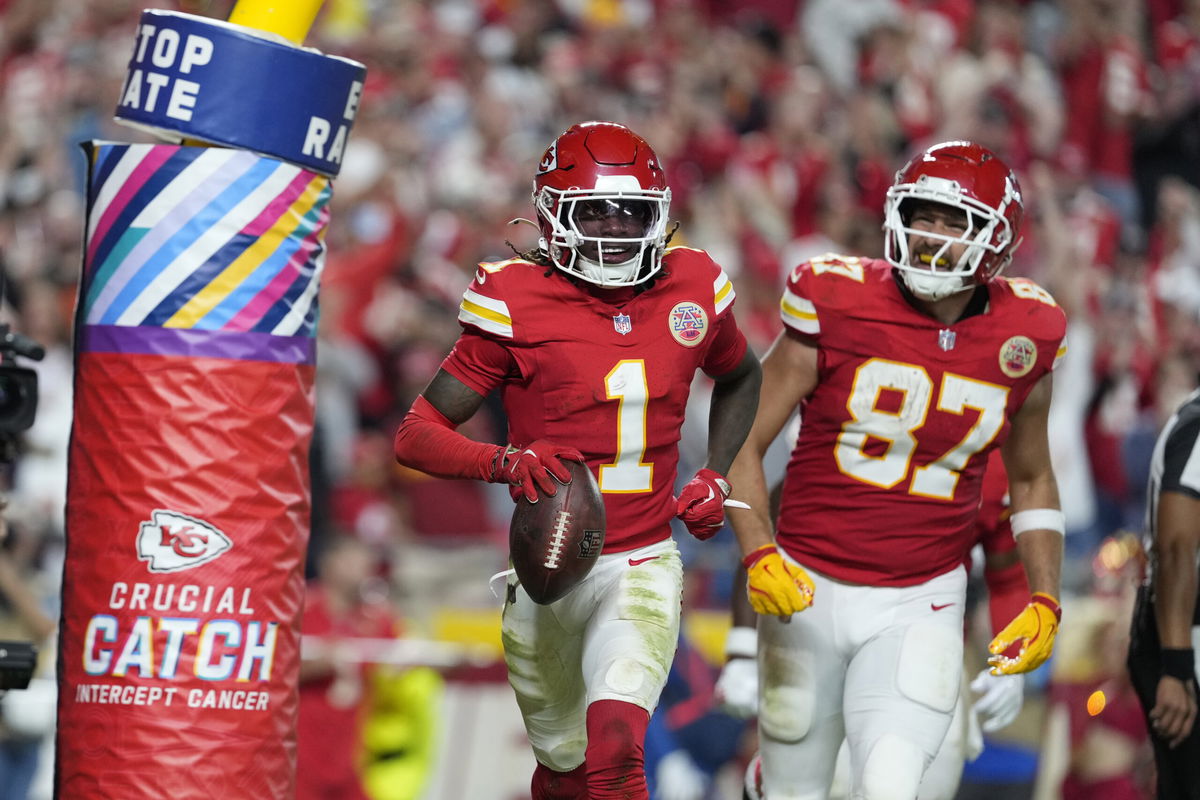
[644,635,750,800]
[1041,589,1154,800]
[7,1,1200,791]
[0,534,57,800]
[1054,0,1153,232]
[297,536,401,800]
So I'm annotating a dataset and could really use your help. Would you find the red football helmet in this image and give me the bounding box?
[533,121,671,287]
[883,141,1024,301]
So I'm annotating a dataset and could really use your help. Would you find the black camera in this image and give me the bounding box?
[0,323,43,462]
[0,640,36,691]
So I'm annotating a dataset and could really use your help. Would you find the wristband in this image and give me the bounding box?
[1031,592,1062,621]
[742,544,776,569]
[724,626,757,659]
[1162,648,1196,682]
[1010,508,1065,538]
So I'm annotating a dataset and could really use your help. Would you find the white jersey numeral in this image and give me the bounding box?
[835,359,1009,500]
[599,360,653,493]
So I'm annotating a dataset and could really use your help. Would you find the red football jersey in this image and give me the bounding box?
[442,247,748,553]
[776,255,1066,586]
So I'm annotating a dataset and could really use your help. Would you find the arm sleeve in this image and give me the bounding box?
[393,394,503,481]
[985,557,1031,635]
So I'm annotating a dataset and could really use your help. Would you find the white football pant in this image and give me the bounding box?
[757,561,966,800]
[501,538,683,771]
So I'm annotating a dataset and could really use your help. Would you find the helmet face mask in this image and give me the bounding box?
[883,142,1023,302]
[533,122,671,287]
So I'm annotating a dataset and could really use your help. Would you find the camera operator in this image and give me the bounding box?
[0,286,62,800]
[0,496,56,800]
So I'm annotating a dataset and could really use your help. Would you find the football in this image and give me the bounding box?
[509,459,606,604]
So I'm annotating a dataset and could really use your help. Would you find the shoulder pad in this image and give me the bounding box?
[996,277,1068,368]
[664,247,736,315]
[781,254,875,337]
[457,258,539,339]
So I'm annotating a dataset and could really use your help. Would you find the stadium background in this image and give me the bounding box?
[0,0,1197,797]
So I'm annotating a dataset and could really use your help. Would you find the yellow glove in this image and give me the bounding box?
[988,592,1061,675]
[743,544,814,618]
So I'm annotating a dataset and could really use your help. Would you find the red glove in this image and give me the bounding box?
[491,440,584,503]
[675,468,732,540]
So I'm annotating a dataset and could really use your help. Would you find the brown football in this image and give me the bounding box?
[509,459,606,604]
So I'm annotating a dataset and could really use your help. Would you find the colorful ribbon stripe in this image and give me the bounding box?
[83,144,331,348]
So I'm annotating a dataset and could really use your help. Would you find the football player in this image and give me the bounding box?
[724,141,1066,800]
[720,451,1031,800]
[1128,387,1200,797]
[392,121,761,800]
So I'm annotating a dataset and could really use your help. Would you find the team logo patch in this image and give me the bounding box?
[137,509,233,573]
[999,336,1037,378]
[668,301,708,347]
[578,529,603,559]
[536,142,557,175]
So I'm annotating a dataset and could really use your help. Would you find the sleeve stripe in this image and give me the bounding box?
[462,287,510,316]
[780,289,819,334]
[1052,343,1067,370]
[459,288,513,337]
[714,272,735,314]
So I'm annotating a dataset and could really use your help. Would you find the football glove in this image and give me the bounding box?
[715,657,759,719]
[987,592,1061,675]
[970,668,1025,732]
[491,440,584,503]
[655,750,706,800]
[715,625,758,718]
[743,544,814,618]
[675,468,732,540]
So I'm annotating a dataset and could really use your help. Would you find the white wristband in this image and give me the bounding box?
[725,626,757,659]
[1010,508,1065,538]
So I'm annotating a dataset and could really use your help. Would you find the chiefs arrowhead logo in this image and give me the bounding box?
[536,141,558,175]
[137,510,233,573]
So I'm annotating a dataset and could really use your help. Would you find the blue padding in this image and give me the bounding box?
[960,738,1039,783]
[114,10,365,176]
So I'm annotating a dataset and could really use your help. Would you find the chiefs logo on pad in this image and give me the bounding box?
[668,301,708,347]
[136,509,233,573]
[999,335,1037,378]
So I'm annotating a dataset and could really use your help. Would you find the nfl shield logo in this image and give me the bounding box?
[613,313,632,335]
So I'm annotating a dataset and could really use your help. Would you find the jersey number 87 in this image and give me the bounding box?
[836,358,1009,500]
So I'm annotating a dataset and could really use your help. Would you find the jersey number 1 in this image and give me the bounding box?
[599,360,652,493]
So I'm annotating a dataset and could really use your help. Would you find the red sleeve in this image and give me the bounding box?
[441,331,517,397]
[985,556,1030,635]
[700,311,749,377]
[393,394,503,482]
[976,452,1026,632]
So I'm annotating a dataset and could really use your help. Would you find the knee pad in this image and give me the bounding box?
[858,734,924,800]
[535,739,587,774]
[759,644,814,742]
[896,622,961,713]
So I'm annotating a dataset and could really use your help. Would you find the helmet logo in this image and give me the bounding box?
[668,302,708,347]
[999,336,1037,378]
[537,142,558,175]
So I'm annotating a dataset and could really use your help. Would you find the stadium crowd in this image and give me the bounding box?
[0,0,1199,797]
